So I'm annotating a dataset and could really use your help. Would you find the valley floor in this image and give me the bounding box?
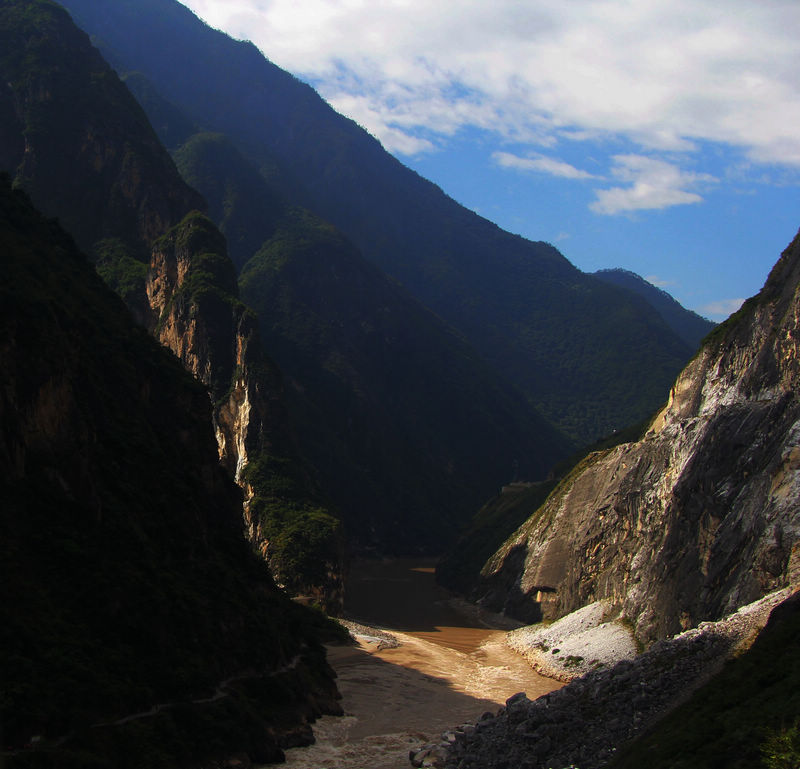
[283,627,559,769]
[278,559,561,769]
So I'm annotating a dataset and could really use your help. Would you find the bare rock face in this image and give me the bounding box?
[146,211,276,479]
[477,230,800,645]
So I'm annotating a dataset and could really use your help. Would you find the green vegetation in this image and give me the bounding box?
[241,455,343,607]
[57,0,699,443]
[594,268,716,351]
[92,238,148,307]
[173,131,286,271]
[762,721,800,769]
[0,174,341,768]
[608,595,800,769]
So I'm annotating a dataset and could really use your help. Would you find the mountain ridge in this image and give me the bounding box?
[470,227,800,643]
[57,0,698,443]
[593,267,716,351]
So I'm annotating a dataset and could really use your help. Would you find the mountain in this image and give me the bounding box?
[593,267,716,350]
[0,174,343,767]
[0,0,569,591]
[0,0,349,601]
[57,0,697,443]
[171,130,570,551]
[469,228,800,643]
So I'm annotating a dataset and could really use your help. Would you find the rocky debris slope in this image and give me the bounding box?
[506,601,637,682]
[411,589,791,769]
[476,229,800,645]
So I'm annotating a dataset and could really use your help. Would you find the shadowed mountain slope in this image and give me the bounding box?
[594,267,715,351]
[58,0,696,443]
[174,130,571,550]
[0,0,569,574]
[0,175,342,768]
[0,0,345,600]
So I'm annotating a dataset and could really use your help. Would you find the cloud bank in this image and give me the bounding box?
[181,0,800,214]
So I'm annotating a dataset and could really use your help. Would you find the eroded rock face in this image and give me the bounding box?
[477,230,800,645]
[147,213,266,478]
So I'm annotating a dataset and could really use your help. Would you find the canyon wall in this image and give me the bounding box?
[477,231,800,644]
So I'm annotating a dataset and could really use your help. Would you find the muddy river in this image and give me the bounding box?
[280,558,560,769]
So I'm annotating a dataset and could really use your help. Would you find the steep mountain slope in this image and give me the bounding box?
[1,0,569,581]
[594,267,715,350]
[172,130,570,549]
[58,0,696,442]
[0,0,344,600]
[241,208,571,548]
[608,591,800,769]
[0,176,342,768]
[473,229,800,644]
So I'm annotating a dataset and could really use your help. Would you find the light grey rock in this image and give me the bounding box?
[476,230,800,646]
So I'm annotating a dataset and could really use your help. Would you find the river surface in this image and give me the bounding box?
[279,558,560,769]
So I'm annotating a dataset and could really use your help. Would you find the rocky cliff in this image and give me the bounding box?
[146,209,345,605]
[476,230,800,645]
[0,0,343,602]
[0,175,343,768]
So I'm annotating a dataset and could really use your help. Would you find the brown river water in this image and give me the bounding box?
[278,558,560,769]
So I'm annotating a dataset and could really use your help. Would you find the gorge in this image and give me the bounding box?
[1,1,798,767]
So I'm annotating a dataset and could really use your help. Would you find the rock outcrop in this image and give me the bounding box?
[0,176,343,768]
[0,0,343,603]
[476,230,800,645]
[423,589,793,769]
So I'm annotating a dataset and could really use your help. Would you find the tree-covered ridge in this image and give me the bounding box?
[593,267,716,351]
[0,0,346,600]
[58,0,699,442]
[237,202,572,552]
[0,176,343,767]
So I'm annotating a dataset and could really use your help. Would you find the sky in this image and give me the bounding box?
[179,0,800,321]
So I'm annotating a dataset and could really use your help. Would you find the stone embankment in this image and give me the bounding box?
[410,588,791,769]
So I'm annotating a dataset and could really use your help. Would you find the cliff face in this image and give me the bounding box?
[145,211,344,605]
[0,0,342,602]
[0,177,342,767]
[147,211,270,478]
[477,231,800,645]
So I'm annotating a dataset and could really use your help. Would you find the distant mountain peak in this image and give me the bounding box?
[593,267,715,351]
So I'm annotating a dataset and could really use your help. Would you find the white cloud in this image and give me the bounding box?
[180,0,800,168]
[700,297,746,320]
[493,151,597,180]
[590,155,717,215]
[645,275,676,288]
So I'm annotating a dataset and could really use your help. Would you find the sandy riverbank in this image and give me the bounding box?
[282,624,561,769]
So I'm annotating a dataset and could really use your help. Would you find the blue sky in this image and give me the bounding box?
[180,0,800,321]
